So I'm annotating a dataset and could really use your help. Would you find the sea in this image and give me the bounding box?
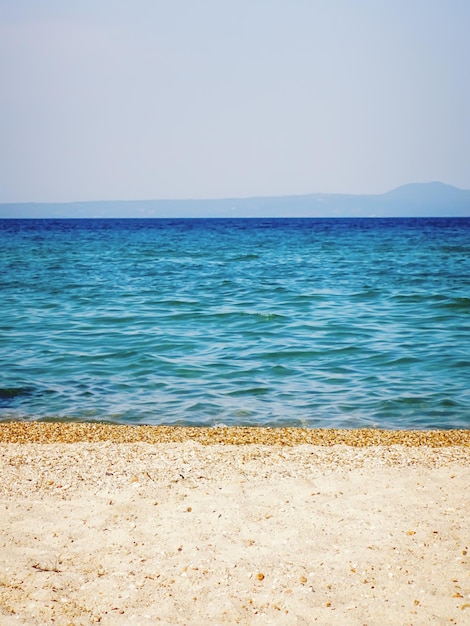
[1,217,469,430]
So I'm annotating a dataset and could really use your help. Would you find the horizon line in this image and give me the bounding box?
[0,181,468,207]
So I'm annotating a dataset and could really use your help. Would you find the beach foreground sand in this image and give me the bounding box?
[0,425,469,625]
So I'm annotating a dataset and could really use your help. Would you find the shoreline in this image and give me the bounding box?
[1,421,470,446]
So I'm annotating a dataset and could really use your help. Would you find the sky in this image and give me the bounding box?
[0,0,469,203]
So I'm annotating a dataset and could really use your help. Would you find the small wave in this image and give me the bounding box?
[260,349,323,360]
[436,296,470,312]
[229,253,260,261]
[255,312,286,321]
[350,289,382,301]
[0,387,36,406]
[226,387,270,397]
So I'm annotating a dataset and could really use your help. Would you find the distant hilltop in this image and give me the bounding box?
[1,182,469,218]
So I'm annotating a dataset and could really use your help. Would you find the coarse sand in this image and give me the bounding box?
[0,424,469,625]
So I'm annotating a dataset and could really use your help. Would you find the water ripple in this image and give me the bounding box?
[0,217,469,428]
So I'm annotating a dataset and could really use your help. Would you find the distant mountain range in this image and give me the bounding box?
[1,182,469,218]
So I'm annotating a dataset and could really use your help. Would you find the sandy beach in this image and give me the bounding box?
[0,424,469,625]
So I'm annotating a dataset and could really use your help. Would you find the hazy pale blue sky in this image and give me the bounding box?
[0,0,469,202]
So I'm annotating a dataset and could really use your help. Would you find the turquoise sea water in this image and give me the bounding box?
[0,218,469,429]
